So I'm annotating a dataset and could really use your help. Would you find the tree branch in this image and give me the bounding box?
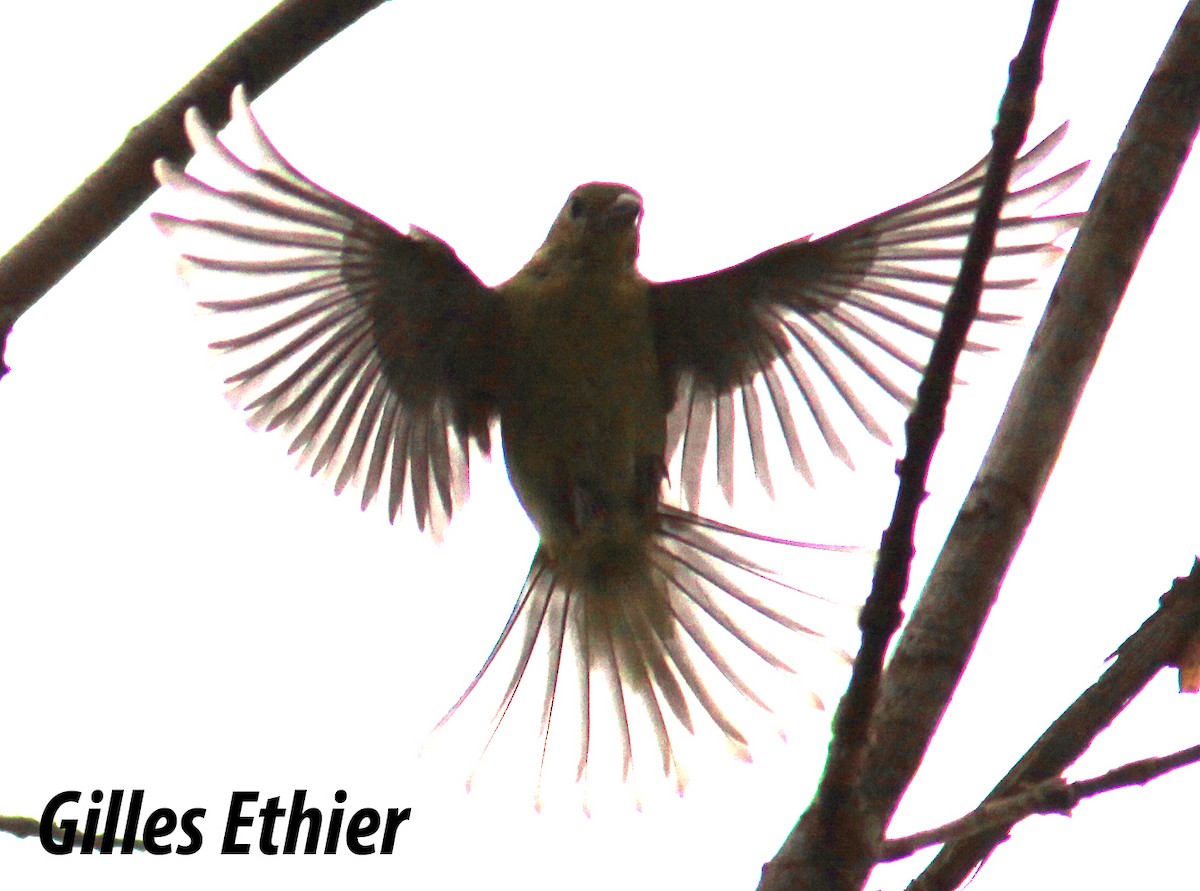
[0,0,386,377]
[854,2,1200,881]
[908,559,1200,888]
[758,2,1058,888]
[881,742,1200,862]
[0,814,146,852]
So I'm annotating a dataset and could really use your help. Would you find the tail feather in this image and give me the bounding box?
[660,556,797,673]
[431,507,857,808]
[617,594,681,779]
[534,587,571,805]
[652,613,750,752]
[431,560,546,759]
[664,521,826,634]
[628,598,694,734]
[661,571,780,712]
[570,592,591,784]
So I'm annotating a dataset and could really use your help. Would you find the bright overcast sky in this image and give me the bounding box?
[2,2,1198,890]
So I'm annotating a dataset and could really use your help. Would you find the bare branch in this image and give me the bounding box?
[909,559,1200,888]
[0,0,386,377]
[0,814,147,853]
[0,815,41,841]
[881,742,1200,862]
[758,3,1058,888]
[854,3,1200,881]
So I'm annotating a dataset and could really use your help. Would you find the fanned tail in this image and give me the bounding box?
[430,506,857,811]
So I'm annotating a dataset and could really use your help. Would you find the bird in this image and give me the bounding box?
[152,85,1085,808]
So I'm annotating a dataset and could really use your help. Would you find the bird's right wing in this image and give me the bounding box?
[153,86,507,536]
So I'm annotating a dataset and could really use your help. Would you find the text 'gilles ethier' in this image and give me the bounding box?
[40,789,411,855]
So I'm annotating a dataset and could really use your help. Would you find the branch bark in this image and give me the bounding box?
[908,560,1200,887]
[759,2,1059,888]
[0,814,147,852]
[853,4,1200,882]
[0,0,386,377]
[882,739,1200,863]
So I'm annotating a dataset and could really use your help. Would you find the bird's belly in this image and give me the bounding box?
[499,297,665,545]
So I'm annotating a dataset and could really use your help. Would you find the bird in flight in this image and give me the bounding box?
[153,86,1084,807]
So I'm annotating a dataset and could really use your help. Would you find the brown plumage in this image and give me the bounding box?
[153,86,1085,806]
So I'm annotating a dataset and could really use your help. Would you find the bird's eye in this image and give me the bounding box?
[568,196,586,221]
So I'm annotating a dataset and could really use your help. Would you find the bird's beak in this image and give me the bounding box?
[606,192,643,228]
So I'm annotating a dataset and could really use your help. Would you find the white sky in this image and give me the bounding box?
[2,1,1198,889]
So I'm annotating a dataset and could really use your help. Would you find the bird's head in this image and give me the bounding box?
[535,182,644,268]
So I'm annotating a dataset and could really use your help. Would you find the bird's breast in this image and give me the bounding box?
[498,267,666,546]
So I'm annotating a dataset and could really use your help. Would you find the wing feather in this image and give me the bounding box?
[153,86,505,535]
[652,124,1086,506]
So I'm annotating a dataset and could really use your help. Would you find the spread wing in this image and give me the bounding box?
[651,125,1087,507]
[153,86,505,536]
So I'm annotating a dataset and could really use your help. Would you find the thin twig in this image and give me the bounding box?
[881,742,1200,862]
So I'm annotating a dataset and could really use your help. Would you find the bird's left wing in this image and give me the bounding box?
[651,125,1086,507]
[153,86,506,536]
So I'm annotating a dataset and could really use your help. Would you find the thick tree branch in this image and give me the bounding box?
[0,0,386,377]
[854,2,1200,881]
[758,3,1057,889]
